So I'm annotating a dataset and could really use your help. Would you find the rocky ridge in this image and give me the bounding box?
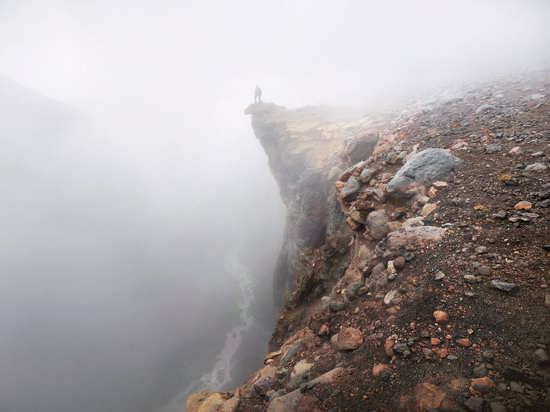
[186,71,550,411]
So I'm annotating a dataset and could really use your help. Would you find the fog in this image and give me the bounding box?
[0,1,549,412]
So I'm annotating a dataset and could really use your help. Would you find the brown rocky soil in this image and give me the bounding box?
[187,71,550,412]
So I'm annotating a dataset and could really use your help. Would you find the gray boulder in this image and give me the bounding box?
[343,134,379,164]
[340,176,361,201]
[387,148,463,192]
[366,209,389,240]
[254,376,277,396]
[359,167,376,183]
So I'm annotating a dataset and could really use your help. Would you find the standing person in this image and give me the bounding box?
[254,85,262,103]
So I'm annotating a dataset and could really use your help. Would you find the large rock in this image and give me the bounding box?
[400,383,448,411]
[304,367,346,387]
[267,393,321,412]
[340,176,361,201]
[384,289,399,306]
[219,397,240,412]
[330,327,364,351]
[366,209,389,240]
[254,376,277,396]
[280,341,304,365]
[386,226,446,253]
[342,133,379,163]
[359,167,377,183]
[470,377,495,393]
[490,280,518,292]
[288,359,314,389]
[356,244,376,270]
[387,149,463,192]
[267,368,345,412]
[240,365,277,398]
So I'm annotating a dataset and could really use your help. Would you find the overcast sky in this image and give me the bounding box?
[1,0,549,109]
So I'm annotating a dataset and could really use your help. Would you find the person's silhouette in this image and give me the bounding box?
[254,85,262,103]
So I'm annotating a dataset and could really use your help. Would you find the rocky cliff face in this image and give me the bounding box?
[186,71,550,412]
[244,103,379,308]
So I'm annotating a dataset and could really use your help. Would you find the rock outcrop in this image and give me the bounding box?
[187,71,550,411]
[244,103,379,307]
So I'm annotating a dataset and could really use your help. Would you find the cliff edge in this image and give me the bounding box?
[244,102,381,308]
[187,72,550,411]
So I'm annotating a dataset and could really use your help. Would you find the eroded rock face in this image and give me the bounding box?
[245,103,376,306]
[387,148,463,192]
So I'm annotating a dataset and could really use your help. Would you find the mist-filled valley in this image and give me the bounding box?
[0,76,285,412]
[1,1,550,412]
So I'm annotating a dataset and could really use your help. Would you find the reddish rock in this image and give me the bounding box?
[372,363,391,378]
[436,347,449,359]
[318,324,329,336]
[295,395,322,412]
[384,337,395,358]
[514,201,532,210]
[400,383,447,411]
[346,217,363,231]
[431,338,441,346]
[393,256,406,269]
[470,377,495,393]
[331,327,364,351]
[386,307,399,315]
[433,310,449,323]
[457,338,472,348]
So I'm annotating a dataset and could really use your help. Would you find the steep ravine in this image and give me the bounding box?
[186,72,550,412]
